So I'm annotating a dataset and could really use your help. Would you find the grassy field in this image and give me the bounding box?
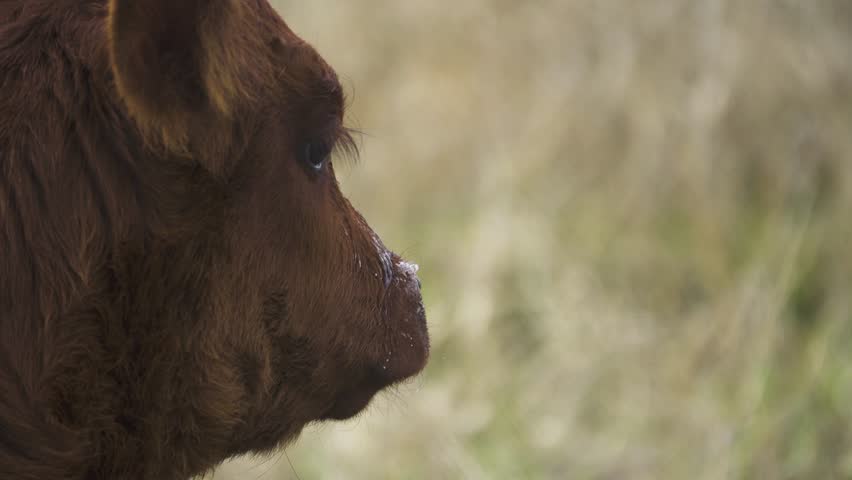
[214,1,852,479]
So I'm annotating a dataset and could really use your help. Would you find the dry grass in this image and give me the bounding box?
[213,1,852,478]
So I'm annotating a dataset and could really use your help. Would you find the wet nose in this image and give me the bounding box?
[397,261,421,289]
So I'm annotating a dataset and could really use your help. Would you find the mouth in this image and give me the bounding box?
[322,346,428,421]
[321,314,429,420]
[322,267,429,420]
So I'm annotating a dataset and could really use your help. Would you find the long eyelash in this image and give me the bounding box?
[331,126,362,167]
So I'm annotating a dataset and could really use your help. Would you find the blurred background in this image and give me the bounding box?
[214,1,852,479]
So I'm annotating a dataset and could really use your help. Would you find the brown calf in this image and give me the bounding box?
[0,1,429,479]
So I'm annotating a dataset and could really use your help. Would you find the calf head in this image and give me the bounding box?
[0,0,428,478]
[109,0,429,439]
[109,0,429,430]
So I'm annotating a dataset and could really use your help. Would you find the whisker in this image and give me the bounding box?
[284,450,303,480]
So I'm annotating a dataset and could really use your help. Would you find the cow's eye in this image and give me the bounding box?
[302,140,332,171]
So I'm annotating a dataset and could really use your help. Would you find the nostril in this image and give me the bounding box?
[369,233,395,289]
[380,251,394,289]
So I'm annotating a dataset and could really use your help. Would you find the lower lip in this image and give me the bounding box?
[322,385,381,420]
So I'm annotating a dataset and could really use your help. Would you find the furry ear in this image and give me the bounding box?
[107,0,264,151]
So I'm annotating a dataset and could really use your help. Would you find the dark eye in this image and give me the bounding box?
[302,141,332,171]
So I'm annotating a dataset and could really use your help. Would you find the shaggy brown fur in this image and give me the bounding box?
[0,1,429,479]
